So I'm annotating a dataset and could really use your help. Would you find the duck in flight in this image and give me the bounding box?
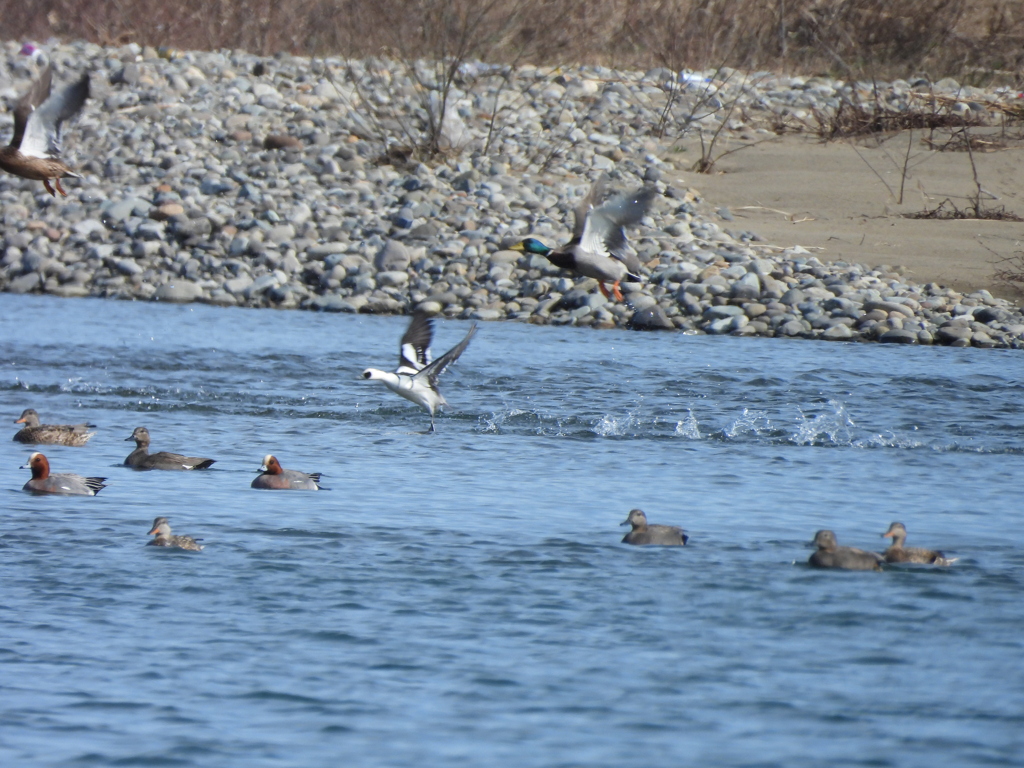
[362,313,477,432]
[0,63,89,197]
[510,177,655,301]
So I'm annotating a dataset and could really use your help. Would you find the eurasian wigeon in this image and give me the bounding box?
[251,455,322,490]
[21,452,106,496]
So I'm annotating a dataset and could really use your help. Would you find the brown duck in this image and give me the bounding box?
[124,426,216,470]
[0,63,89,197]
[620,508,688,546]
[146,517,203,551]
[13,407,95,445]
[881,522,956,565]
[808,530,883,571]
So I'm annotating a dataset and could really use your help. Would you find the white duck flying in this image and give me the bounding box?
[362,313,476,432]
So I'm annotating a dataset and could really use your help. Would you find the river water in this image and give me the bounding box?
[1,293,1021,767]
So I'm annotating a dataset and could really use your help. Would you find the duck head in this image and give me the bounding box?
[509,238,552,256]
[620,508,648,529]
[148,517,171,536]
[20,452,50,479]
[260,455,283,474]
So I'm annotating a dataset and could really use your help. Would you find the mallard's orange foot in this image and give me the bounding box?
[611,281,624,302]
[54,178,68,197]
[42,179,56,197]
[598,282,611,300]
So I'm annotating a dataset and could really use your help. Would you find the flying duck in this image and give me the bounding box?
[362,313,477,432]
[510,177,655,301]
[0,63,89,197]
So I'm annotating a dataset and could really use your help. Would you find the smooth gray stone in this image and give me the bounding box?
[974,306,1010,324]
[629,306,674,330]
[864,300,915,317]
[936,325,973,344]
[703,304,745,320]
[376,271,409,288]
[374,240,410,272]
[822,323,854,340]
[115,259,143,276]
[780,288,805,305]
[779,319,807,336]
[730,271,760,299]
[153,281,203,302]
[879,329,918,344]
[8,272,41,294]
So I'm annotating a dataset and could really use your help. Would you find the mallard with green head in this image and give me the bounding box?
[510,177,656,301]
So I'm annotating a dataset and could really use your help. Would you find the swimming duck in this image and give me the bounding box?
[620,508,689,545]
[21,452,106,495]
[13,408,95,445]
[510,177,656,301]
[808,530,883,571]
[124,426,216,470]
[362,313,477,432]
[251,455,322,490]
[0,63,89,197]
[881,522,956,565]
[146,516,203,551]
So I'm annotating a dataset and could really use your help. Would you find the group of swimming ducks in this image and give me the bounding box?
[15,402,955,566]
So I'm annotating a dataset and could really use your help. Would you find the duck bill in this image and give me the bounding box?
[619,519,630,526]
[124,435,136,441]
[14,417,26,424]
[881,531,895,538]
[509,242,525,252]
[147,527,159,535]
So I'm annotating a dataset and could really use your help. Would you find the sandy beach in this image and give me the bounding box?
[682,131,1024,300]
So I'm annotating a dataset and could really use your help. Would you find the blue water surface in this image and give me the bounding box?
[1,293,1022,767]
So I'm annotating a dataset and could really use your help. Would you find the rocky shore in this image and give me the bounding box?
[2,40,1023,348]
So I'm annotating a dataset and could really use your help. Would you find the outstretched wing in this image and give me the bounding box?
[19,71,89,160]
[414,323,477,388]
[579,186,655,275]
[570,175,608,242]
[397,312,434,374]
[9,64,52,150]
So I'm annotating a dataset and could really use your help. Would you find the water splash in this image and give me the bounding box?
[791,399,854,446]
[674,410,702,439]
[723,408,774,439]
[592,398,647,437]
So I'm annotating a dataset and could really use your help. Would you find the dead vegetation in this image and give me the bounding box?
[6,1,1024,83]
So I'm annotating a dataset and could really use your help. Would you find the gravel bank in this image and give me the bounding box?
[2,40,1023,349]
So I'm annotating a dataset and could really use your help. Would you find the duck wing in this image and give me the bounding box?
[19,70,89,160]
[414,324,476,387]
[9,64,52,150]
[397,312,434,374]
[579,186,656,275]
[570,175,609,241]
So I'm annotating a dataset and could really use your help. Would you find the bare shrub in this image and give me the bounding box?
[3,0,1024,81]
